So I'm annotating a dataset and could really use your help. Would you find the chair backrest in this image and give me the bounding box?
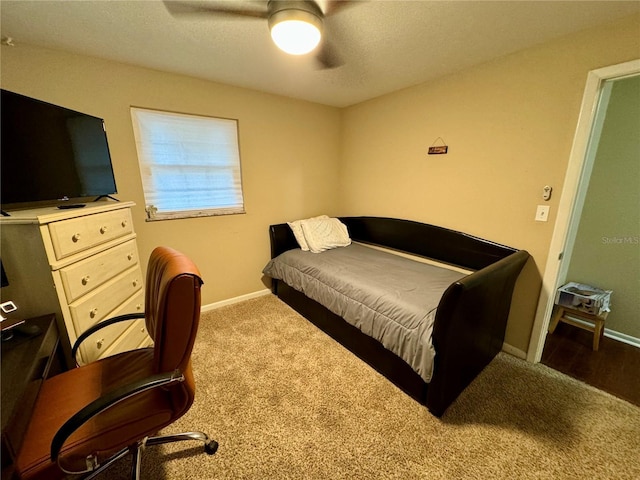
[145,246,204,375]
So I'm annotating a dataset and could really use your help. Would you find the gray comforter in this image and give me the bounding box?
[262,243,467,382]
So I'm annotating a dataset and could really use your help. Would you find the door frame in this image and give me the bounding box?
[527,58,640,363]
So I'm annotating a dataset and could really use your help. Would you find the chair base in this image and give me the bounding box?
[81,431,218,480]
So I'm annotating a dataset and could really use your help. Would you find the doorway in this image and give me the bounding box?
[527,60,640,397]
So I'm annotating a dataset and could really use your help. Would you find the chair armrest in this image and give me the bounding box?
[50,369,184,474]
[71,313,145,365]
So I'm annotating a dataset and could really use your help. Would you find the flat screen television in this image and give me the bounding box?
[1,89,117,208]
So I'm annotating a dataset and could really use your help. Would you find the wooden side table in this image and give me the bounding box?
[548,305,608,351]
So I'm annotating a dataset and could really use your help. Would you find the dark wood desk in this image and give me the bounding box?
[1,314,64,473]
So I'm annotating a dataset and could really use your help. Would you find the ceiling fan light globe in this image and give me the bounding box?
[269,10,322,55]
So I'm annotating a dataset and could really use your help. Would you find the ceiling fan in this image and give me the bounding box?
[163,0,356,69]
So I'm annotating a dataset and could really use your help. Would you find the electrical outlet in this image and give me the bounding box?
[535,205,550,222]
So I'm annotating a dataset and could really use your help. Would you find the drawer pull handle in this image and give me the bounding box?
[96,338,105,349]
[127,253,133,261]
[100,226,108,234]
[121,220,128,228]
[81,275,90,285]
[136,304,143,311]
[132,279,138,288]
[89,308,98,319]
[72,233,81,242]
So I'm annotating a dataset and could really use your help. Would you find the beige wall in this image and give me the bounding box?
[0,45,342,304]
[339,14,640,352]
[1,14,639,354]
[566,75,640,339]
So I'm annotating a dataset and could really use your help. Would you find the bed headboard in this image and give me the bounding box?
[269,216,518,271]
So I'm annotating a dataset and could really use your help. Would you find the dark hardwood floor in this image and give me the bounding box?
[541,322,640,407]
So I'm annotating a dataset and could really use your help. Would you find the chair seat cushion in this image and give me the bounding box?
[15,348,187,479]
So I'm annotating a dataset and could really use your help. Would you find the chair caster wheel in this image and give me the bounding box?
[205,440,218,455]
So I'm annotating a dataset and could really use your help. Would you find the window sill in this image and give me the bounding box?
[145,208,246,222]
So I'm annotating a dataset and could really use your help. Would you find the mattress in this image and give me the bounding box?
[262,243,467,382]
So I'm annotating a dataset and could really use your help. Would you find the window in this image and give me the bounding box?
[130,107,245,221]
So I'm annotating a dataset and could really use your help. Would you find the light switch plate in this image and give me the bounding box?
[535,205,550,222]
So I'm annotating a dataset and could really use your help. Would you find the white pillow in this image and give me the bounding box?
[300,217,351,253]
[288,215,329,251]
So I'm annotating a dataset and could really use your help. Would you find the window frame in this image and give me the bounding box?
[130,106,245,222]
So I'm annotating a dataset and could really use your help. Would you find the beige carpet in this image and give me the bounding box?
[101,295,640,479]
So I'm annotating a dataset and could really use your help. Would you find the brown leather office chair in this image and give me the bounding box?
[13,247,217,479]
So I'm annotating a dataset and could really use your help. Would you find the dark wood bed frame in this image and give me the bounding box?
[268,216,529,417]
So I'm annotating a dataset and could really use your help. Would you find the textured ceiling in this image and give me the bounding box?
[1,1,639,107]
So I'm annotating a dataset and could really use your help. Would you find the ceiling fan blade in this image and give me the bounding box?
[163,1,269,19]
[315,39,343,69]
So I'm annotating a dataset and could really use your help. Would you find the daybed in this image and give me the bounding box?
[263,216,529,417]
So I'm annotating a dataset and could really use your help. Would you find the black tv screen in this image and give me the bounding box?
[1,89,117,207]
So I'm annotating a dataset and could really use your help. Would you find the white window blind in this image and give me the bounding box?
[130,107,245,221]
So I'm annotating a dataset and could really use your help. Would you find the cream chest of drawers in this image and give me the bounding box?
[0,201,152,366]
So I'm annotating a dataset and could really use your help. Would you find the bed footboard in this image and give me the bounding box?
[427,249,529,416]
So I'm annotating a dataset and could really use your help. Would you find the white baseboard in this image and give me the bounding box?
[559,314,640,349]
[604,328,640,349]
[502,342,527,359]
[201,288,271,312]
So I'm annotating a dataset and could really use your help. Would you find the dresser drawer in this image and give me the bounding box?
[104,318,152,358]
[59,240,139,303]
[77,290,145,364]
[116,290,145,319]
[69,266,143,336]
[48,209,134,260]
